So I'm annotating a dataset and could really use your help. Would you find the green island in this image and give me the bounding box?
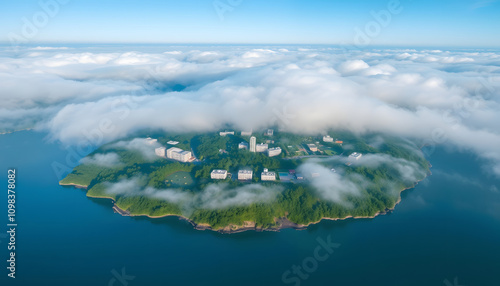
[60,130,430,233]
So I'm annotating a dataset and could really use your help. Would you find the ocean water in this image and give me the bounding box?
[0,130,499,286]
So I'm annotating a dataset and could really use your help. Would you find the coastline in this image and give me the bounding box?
[59,182,88,189]
[81,190,304,233]
[78,174,428,234]
[296,173,430,228]
[60,163,431,234]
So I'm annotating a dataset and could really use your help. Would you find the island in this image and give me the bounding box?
[60,129,430,233]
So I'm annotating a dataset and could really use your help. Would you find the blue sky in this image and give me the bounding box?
[1,0,499,47]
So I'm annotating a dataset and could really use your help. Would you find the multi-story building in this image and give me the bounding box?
[261,168,276,181]
[349,152,362,160]
[210,169,228,180]
[256,143,268,153]
[241,131,253,136]
[219,131,235,136]
[238,170,253,180]
[265,129,274,136]
[307,144,318,152]
[249,136,257,152]
[323,135,334,142]
[155,147,166,157]
[238,142,249,150]
[166,147,192,162]
[267,147,282,157]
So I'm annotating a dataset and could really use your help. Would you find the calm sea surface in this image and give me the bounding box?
[0,130,499,286]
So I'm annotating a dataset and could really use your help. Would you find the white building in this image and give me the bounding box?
[267,147,282,157]
[323,135,334,143]
[249,136,257,153]
[167,140,179,145]
[261,168,276,181]
[307,144,318,152]
[238,170,253,180]
[166,147,192,162]
[349,152,363,160]
[239,142,249,150]
[219,131,235,136]
[256,143,269,153]
[241,131,253,136]
[265,129,274,136]
[155,147,166,157]
[146,137,158,145]
[211,169,228,180]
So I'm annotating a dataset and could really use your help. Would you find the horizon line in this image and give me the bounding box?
[1,41,499,50]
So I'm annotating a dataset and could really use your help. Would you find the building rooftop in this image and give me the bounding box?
[146,137,158,144]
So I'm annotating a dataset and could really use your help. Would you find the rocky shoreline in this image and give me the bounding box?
[59,169,429,234]
[108,203,391,234]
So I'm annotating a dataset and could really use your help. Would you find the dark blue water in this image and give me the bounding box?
[0,131,499,286]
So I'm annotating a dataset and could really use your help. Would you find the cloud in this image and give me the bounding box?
[103,177,284,214]
[80,153,122,168]
[107,138,162,161]
[297,162,362,206]
[338,60,370,74]
[195,183,283,209]
[337,60,395,76]
[295,150,428,205]
[352,153,428,184]
[105,177,145,195]
[1,46,500,176]
[29,46,70,50]
[0,106,57,133]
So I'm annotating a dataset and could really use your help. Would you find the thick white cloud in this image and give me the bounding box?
[1,46,500,175]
